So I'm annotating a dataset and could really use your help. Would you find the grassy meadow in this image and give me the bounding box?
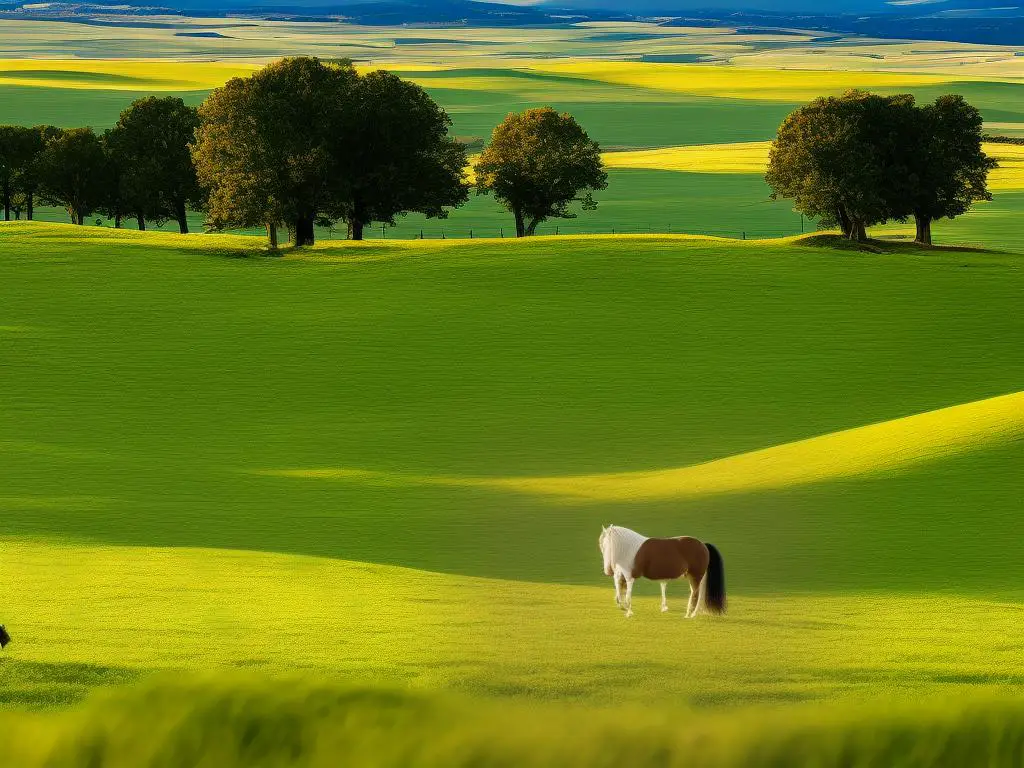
[1,223,1023,750]
[2,18,1024,764]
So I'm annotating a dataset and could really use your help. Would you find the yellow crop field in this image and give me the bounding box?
[0,59,257,90]
[604,140,1024,192]
[531,61,955,100]
[603,141,771,173]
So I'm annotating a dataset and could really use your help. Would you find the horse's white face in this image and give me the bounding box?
[599,526,613,576]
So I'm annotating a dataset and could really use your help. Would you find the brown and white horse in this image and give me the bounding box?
[598,525,726,618]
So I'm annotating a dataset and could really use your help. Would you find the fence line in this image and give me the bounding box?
[321,224,809,242]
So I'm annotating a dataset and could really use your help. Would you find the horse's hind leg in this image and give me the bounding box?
[660,581,669,613]
[685,574,700,618]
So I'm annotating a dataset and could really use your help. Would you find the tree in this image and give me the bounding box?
[107,97,202,233]
[192,57,356,247]
[0,125,38,221]
[336,70,468,241]
[36,128,109,225]
[475,108,607,237]
[17,126,61,221]
[903,96,996,245]
[766,90,900,242]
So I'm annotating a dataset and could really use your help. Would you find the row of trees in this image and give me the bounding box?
[0,99,200,231]
[193,57,606,245]
[766,90,995,245]
[1,57,608,245]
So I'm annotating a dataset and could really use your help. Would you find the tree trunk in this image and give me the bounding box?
[27,192,33,221]
[513,207,526,238]
[350,220,365,241]
[3,186,10,221]
[76,211,84,226]
[136,214,146,231]
[176,201,189,234]
[850,219,867,242]
[836,206,853,238]
[525,217,541,237]
[293,216,315,247]
[114,212,122,229]
[266,222,278,249]
[914,214,932,246]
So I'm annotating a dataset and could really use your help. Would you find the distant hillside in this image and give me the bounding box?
[3,0,1024,44]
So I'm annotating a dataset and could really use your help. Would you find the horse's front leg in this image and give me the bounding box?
[624,577,635,618]
[613,572,623,608]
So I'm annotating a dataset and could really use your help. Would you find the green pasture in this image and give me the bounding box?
[1,225,1022,725]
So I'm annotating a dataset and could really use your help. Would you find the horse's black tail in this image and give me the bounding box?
[0,625,10,649]
[703,544,726,615]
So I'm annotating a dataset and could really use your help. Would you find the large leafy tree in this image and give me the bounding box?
[903,95,996,245]
[192,57,356,247]
[36,128,109,225]
[106,97,203,233]
[337,70,469,240]
[766,90,899,242]
[475,107,607,237]
[17,126,61,221]
[101,126,164,231]
[0,125,39,221]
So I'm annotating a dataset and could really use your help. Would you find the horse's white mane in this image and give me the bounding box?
[604,524,647,570]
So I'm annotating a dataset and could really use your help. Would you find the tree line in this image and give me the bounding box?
[0,65,996,247]
[0,57,607,245]
[766,90,995,245]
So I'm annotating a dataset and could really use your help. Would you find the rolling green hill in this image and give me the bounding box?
[1,224,1022,728]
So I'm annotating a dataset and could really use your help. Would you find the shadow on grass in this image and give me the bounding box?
[0,659,139,709]
[795,233,1002,255]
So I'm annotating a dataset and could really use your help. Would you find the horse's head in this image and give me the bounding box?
[599,525,613,576]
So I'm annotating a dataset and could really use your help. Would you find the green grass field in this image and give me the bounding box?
[3,20,1024,763]
[1,224,1022,750]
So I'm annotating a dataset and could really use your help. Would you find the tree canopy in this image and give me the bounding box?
[105,97,202,233]
[36,128,109,226]
[475,107,607,237]
[192,57,356,247]
[766,90,994,244]
[336,70,468,241]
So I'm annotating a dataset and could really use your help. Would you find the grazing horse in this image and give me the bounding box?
[598,525,726,618]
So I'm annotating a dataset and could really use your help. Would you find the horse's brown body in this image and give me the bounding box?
[631,536,709,582]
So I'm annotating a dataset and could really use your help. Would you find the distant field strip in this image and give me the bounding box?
[605,140,1024,190]
[0,59,257,90]
[267,391,1024,502]
[530,62,954,100]
[603,141,771,173]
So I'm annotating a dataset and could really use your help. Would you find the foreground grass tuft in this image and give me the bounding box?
[3,676,1024,767]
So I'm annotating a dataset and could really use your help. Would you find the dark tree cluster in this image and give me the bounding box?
[2,57,608,244]
[192,57,471,246]
[192,58,606,244]
[0,98,201,230]
[766,90,996,245]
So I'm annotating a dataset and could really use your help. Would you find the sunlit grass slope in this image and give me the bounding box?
[267,391,1024,502]
[5,677,1024,768]
[1,223,1023,713]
